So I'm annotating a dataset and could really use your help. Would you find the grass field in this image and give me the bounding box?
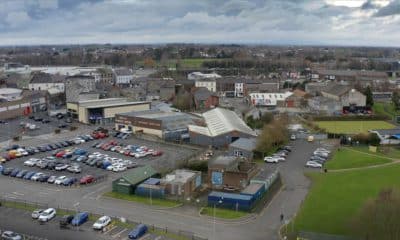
[325,147,393,170]
[315,120,395,134]
[104,192,181,208]
[372,102,399,119]
[293,164,400,236]
[200,207,248,220]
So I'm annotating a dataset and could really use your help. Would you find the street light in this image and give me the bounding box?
[213,199,223,240]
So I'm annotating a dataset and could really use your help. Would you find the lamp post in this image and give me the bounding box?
[213,199,223,240]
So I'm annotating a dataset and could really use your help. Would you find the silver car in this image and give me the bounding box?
[31,209,44,219]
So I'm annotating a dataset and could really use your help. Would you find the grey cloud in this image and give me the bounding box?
[374,1,400,17]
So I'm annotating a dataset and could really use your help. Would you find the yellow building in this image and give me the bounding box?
[67,98,150,124]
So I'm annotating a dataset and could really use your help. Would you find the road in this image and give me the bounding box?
[0,139,320,240]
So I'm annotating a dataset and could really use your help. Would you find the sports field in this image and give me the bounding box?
[315,120,395,134]
[293,164,400,236]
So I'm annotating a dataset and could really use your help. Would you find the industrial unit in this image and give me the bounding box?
[161,169,202,198]
[115,109,198,141]
[228,137,257,160]
[112,165,159,194]
[67,98,150,124]
[188,107,257,148]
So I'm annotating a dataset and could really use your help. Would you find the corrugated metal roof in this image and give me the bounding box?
[229,138,256,151]
[188,108,256,137]
[120,165,158,185]
[208,191,252,201]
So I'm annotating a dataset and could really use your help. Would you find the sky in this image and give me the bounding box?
[0,0,400,46]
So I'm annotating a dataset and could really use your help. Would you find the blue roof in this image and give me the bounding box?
[208,191,253,201]
[143,178,160,185]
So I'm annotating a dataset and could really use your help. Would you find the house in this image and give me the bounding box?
[228,137,257,160]
[285,89,310,108]
[113,68,133,85]
[188,107,257,148]
[208,156,258,190]
[193,87,219,110]
[112,165,159,194]
[321,83,366,108]
[195,79,217,92]
[28,72,66,92]
[305,81,329,96]
[65,75,96,103]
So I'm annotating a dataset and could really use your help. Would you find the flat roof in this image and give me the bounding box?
[69,98,150,109]
[241,183,264,195]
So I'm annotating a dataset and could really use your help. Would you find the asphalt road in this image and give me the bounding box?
[0,137,325,240]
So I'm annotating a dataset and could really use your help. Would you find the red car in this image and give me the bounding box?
[80,175,95,184]
[124,150,131,156]
[108,140,117,145]
[152,150,163,157]
[55,151,66,158]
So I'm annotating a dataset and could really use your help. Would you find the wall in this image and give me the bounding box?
[103,103,150,119]
[228,147,253,159]
[341,90,366,107]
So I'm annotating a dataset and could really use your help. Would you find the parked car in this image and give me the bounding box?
[55,164,69,171]
[264,157,279,163]
[71,212,89,226]
[92,216,111,230]
[10,169,21,177]
[290,134,296,140]
[47,175,57,184]
[62,177,77,186]
[31,172,44,181]
[1,231,22,240]
[305,161,323,168]
[38,208,57,222]
[59,215,74,228]
[54,176,67,185]
[2,167,14,176]
[16,170,28,178]
[67,165,81,174]
[128,224,148,239]
[23,171,36,180]
[38,174,50,182]
[31,209,44,219]
[80,175,95,184]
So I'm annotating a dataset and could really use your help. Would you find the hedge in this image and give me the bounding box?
[312,114,390,121]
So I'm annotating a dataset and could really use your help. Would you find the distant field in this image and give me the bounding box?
[315,120,395,134]
[136,58,229,69]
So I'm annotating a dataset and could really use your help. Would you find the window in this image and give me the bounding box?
[234,150,243,157]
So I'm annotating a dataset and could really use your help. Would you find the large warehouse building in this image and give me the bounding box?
[67,98,150,124]
[188,107,257,148]
[115,109,198,141]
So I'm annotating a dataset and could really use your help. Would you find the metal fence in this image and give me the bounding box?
[297,231,356,240]
[0,197,207,240]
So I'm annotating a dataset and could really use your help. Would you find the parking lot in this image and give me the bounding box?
[0,130,199,189]
[0,206,172,240]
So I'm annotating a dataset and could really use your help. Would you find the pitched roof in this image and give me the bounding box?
[194,87,214,101]
[30,72,66,84]
[322,83,350,97]
[229,138,256,151]
[114,68,132,76]
[120,165,158,185]
[188,107,256,137]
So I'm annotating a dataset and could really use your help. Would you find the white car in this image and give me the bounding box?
[31,172,44,181]
[67,165,81,173]
[113,164,127,172]
[54,176,67,185]
[16,148,29,156]
[305,161,322,168]
[290,134,296,140]
[24,158,39,167]
[271,155,285,161]
[264,157,279,163]
[313,151,329,157]
[73,138,85,144]
[31,209,44,219]
[1,231,22,240]
[38,208,56,222]
[92,216,111,230]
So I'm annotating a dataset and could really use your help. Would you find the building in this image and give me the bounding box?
[248,92,292,107]
[235,82,244,97]
[195,79,217,92]
[0,89,47,120]
[305,81,329,96]
[369,128,400,145]
[321,83,366,108]
[228,137,257,160]
[161,169,202,198]
[112,165,159,194]
[67,98,150,124]
[113,68,133,85]
[208,156,258,190]
[65,75,96,102]
[308,96,342,115]
[188,107,257,148]
[28,72,65,92]
[193,87,219,110]
[285,89,310,108]
[97,68,114,84]
[188,72,221,81]
[372,92,392,102]
[115,109,196,141]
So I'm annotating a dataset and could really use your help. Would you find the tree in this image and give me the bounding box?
[172,91,192,111]
[392,91,400,110]
[143,57,156,68]
[364,86,374,107]
[352,188,400,240]
[256,118,288,155]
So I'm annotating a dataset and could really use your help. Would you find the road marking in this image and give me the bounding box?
[12,192,24,196]
[112,228,127,239]
[103,225,117,234]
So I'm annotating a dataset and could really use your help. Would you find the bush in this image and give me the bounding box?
[352,133,381,146]
[185,161,208,172]
[313,114,390,121]
[54,129,61,134]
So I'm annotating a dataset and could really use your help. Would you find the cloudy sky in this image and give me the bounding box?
[0,0,399,46]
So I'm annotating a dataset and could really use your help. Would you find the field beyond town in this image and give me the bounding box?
[315,120,395,134]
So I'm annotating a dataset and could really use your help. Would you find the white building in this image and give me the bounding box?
[195,79,217,92]
[249,92,292,106]
[234,82,244,97]
[188,72,221,81]
[28,73,65,92]
[0,88,23,101]
[113,68,133,85]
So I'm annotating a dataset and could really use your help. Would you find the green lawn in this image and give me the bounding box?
[200,207,248,220]
[372,102,399,119]
[315,120,395,134]
[104,192,181,208]
[325,147,392,170]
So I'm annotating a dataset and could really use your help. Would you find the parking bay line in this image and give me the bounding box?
[103,225,117,235]
[112,228,128,239]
